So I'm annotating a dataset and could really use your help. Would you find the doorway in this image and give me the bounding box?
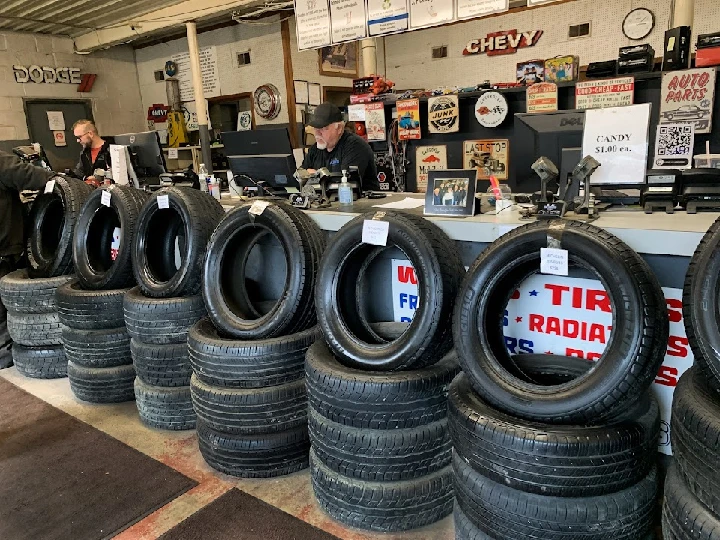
[208,93,254,139]
[323,86,353,108]
[24,99,93,172]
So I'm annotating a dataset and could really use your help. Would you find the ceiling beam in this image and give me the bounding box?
[73,0,265,51]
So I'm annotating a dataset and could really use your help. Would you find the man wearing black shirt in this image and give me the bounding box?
[302,103,379,191]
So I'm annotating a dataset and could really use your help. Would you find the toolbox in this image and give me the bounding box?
[544,55,579,83]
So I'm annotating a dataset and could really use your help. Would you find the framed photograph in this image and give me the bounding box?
[424,170,477,217]
[318,43,359,78]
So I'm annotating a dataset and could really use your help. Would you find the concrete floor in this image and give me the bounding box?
[0,366,455,540]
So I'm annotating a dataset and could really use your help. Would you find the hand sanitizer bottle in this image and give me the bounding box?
[338,169,353,207]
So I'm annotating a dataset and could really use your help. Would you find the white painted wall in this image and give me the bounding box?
[0,31,144,141]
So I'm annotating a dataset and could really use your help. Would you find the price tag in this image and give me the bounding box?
[249,200,271,216]
[101,190,112,207]
[44,179,55,194]
[362,219,390,246]
[540,247,569,276]
[167,148,179,159]
[157,195,170,209]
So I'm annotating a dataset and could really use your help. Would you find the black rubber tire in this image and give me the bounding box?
[0,270,71,314]
[6,311,62,346]
[67,361,136,403]
[73,184,151,290]
[190,374,306,435]
[12,344,67,379]
[133,187,224,298]
[309,406,451,481]
[305,339,459,429]
[663,464,720,540]
[310,449,453,532]
[55,280,129,330]
[315,211,465,371]
[203,201,325,340]
[683,216,720,388]
[449,373,659,497]
[453,219,668,424]
[27,176,93,278]
[454,505,493,540]
[671,366,720,514]
[453,452,657,540]
[189,318,319,388]
[123,287,206,345]
[61,326,132,368]
[196,419,309,478]
[131,339,191,387]
[134,378,195,431]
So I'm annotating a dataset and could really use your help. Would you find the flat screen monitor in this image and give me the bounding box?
[112,131,166,177]
[227,155,299,191]
[221,128,293,157]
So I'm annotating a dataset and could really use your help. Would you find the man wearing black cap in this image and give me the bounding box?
[302,102,379,191]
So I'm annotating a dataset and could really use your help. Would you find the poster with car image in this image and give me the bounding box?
[660,68,716,134]
[397,98,421,140]
[415,145,447,193]
[463,139,509,180]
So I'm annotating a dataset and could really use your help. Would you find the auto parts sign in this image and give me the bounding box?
[660,68,716,134]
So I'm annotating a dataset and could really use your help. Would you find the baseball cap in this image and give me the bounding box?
[309,103,344,128]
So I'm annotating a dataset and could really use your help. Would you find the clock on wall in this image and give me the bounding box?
[622,8,655,41]
[254,84,282,120]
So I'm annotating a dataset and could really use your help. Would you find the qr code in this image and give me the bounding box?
[657,125,693,156]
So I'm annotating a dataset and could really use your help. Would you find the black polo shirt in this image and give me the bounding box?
[302,132,379,191]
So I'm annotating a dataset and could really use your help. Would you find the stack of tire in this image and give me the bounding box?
[450,220,668,540]
[189,201,324,478]
[60,184,149,404]
[663,217,720,539]
[0,176,92,378]
[125,187,223,430]
[308,211,465,533]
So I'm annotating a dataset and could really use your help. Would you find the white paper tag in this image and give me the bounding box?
[44,179,55,194]
[157,194,170,209]
[100,190,112,207]
[540,248,569,276]
[167,148,179,159]
[362,219,390,246]
[249,200,271,216]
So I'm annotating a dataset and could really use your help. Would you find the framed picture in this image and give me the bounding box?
[424,170,478,217]
[318,43,359,78]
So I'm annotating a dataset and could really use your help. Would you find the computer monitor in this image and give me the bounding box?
[112,131,167,178]
[221,128,293,156]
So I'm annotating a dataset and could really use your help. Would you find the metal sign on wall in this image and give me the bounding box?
[13,65,82,84]
[463,29,543,56]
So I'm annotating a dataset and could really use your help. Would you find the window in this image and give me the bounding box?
[569,23,591,39]
[431,45,448,59]
[237,51,251,67]
[154,70,165,82]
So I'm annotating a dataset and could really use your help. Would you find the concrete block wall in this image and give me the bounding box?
[0,31,145,141]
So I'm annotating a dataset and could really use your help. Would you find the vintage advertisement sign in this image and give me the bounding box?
[409,0,454,30]
[415,145,448,193]
[171,46,220,102]
[660,68,716,134]
[457,0,509,19]
[397,98,421,140]
[147,104,169,123]
[474,92,508,127]
[294,0,332,50]
[428,95,460,133]
[463,29,543,56]
[330,0,367,43]
[365,102,387,141]
[653,123,695,169]
[527,82,558,113]
[463,139,509,180]
[582,104,651,185]
[575,77,635,110]
[390,266,692,455]
[367,0,409,36]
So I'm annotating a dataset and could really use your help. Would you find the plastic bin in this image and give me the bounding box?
[693,154,720,169]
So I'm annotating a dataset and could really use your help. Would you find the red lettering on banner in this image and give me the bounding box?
[667,336,689,358]
[529,314,543,332]
[511,289,520,300]
[586,289,611,312]
[546,284,570,305]
[666,299,682,323]
[528,314,610,343]
[543,284,610,312]
[588,323,607,344]
[547,317,561,336]
[565,347,602,360]
[564,319,579,338]
[655,365,679,387]
[397,266,417,285]
[572,287,583,309]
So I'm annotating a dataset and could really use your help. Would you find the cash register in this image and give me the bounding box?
[679,168,720,213]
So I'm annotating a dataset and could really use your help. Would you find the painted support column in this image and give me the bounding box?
[185,21,213,174]
[361,38,377,77]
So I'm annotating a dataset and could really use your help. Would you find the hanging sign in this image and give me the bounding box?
[330,0,367,43]
[46,111,65,131]
[463,29,543,56]
[397,98,421,140]
[575,77,635,110]
[464,139,509,180]
[474,92,508,128]
[659,68,716,134]
[365,102,387,141]
[415,145,448,193]
[294,0,332,50]
[582,103,651,185]
[527,82,558,113]
[147,104,169,122]
[367,0,409,36]
[457,0,509,19]
[170,46,220,102]
[409,0,454,30]
[428,95,460,133]
[653,123,695,169]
